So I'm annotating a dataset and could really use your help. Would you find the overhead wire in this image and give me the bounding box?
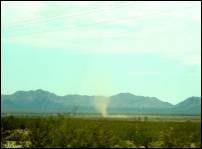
[5,2,129,28]
[4,5,200,38]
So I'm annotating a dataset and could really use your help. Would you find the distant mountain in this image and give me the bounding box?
[108,93,173,113]
[109,93,172,108]
[1,89,201,114]
[1,89,98,113]
[1,89,65,112]
[172,96,201,114]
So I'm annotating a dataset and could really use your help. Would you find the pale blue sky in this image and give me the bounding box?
[1,1,201,104]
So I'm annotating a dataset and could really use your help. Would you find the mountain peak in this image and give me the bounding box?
[13,90,26,95]
[36,89,45,92]
[34,89,51,94]
[12,89,56,97]
[115,92,135,96]
[173,96,201,113]
[176,96,201,105]
[2,90,201,114]
[186,96,201,100]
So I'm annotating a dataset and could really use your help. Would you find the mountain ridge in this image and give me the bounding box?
[1,89,201,114]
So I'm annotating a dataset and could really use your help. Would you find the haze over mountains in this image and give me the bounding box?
[1,89,201,114]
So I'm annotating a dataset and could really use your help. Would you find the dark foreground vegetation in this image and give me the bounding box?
[1,115,201,148]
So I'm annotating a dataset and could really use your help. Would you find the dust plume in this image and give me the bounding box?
[94,96,109,117]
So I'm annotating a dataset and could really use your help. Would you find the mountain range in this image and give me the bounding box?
[1,89,201,114]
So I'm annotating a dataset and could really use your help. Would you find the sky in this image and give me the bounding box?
[1,1,201,104]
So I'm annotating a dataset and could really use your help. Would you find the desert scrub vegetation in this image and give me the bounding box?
[1,115,201,148]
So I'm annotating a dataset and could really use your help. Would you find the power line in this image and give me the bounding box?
[4,5,200,38]
[6,2,130,28]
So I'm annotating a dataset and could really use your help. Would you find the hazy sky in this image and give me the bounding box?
[1,1,201,104]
